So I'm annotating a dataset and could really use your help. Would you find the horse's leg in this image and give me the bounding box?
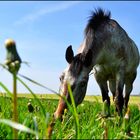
[96,78,110,116]
[124,72,137,110]
[94,74,110,106]
[114,70,125,116]
[94,66,110,116]
[109,79,116,101]
[99,82,110,106]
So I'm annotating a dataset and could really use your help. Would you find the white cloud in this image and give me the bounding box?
[14,1,81,26]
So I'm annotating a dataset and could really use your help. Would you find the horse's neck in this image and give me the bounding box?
[77,39,97,74]
[77,40,86,54]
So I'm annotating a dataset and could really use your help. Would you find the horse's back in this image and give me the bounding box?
[95,19,139,74]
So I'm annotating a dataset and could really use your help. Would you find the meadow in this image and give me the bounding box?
[0,93,140,139]
[1,16,140,139]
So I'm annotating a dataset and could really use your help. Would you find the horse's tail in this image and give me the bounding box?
[85,8,111,35]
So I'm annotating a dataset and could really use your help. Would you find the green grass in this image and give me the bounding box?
[0,94,140,139]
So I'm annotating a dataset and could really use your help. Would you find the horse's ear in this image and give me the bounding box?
[84,49,92,67]
[65,45,74,64]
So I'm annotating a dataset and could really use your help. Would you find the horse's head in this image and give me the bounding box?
[54,45,92,119]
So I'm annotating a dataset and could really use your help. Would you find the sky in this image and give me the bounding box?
[0,1,139,95]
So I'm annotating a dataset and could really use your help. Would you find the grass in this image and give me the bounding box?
[0,93,139,139]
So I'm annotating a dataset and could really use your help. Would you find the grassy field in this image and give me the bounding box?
[0,93,140,139]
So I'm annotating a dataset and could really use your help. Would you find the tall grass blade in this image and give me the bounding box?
[0,82,13,98]
[18,75,76,120]
[17,76,46,118]
[18,73,58,94]
[0,119,38,139]
[67,83,79,139]
[18,73,72,103]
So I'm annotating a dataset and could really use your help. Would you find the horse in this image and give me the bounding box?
[53,8,139,122]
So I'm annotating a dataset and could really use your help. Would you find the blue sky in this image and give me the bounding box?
[0,1,139,95]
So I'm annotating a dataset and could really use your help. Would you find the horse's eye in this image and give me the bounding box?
[59,74,64,82]
[59,76,62,82]
[59,77,61,81]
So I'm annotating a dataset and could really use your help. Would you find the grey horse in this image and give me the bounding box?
[54,8,140,120]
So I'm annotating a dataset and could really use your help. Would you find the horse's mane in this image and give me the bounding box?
[85,8,111,35]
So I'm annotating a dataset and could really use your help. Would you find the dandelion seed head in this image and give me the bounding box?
[5,39,16,48]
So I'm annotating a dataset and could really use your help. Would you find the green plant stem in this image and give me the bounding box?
[67,84,80,139]
[13,72,18,139]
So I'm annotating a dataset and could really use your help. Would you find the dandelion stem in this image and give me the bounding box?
[13,72,18,139]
